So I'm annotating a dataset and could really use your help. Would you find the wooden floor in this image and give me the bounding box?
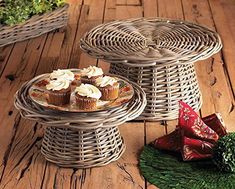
[0,0,235,188]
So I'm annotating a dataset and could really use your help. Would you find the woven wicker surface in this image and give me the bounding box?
[80,18,222,120]
[14,72,146,168]
[80,18,222,66]
[110,62,202,121]
[0,4,69,48]
[41,126,125,168]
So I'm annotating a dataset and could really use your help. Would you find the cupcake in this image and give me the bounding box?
[50,69,75,82]
[46,79,71,106]
[95,76,119,101]
[75,84,101,110]
[80,66,103,84]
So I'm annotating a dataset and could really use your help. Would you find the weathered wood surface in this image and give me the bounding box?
[0,0,235,188]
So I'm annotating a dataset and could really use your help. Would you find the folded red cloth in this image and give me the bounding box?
[202,113,227,137]
[182,136,214,161]
[179,101,219,143]
[153,101,227,161]
[154,128,181,152]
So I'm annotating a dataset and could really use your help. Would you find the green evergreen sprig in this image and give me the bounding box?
[0,0,66,26]
[213,133,235,173]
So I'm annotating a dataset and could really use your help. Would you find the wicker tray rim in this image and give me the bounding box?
[80,17,222,65]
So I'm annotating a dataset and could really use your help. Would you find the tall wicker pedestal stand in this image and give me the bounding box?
[14,74,146,168]
[80,18,222,121]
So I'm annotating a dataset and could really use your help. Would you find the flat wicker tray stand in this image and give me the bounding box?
[0,4,69,48]
[14,74,146,168]
[80,18,222,121]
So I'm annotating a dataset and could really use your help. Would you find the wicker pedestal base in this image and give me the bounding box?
[41,126,125,168]
[80,18,222,121]
[110,62,202,121]
[14,72,146,168]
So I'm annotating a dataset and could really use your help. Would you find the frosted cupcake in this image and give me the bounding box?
[95,76,119,101]
[46,79,71,106]
[80,66,103,84]
[75,84,102,110]
[50,69,75,82]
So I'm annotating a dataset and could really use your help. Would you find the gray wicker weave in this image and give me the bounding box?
[14,72,146,168]
[80,18,222,120]
[0,4,68,48]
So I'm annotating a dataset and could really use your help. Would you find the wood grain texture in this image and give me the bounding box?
[0,0,235,188]
[143,0,158,17]
[182,0,235,129]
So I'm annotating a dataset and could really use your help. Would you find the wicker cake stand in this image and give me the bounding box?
[80,18,222,121]
[14,74,146,168]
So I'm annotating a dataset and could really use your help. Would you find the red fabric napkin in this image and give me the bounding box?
[153,101,227,161]
[202,113,227,137]
[154,128,182,152]
[182,136,214,161]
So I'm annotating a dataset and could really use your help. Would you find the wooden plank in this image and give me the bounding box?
[143,0,158,17]
[0,119,45,188]
[101,3,143,70]
[79,123,145,189]
[182,0,235,130]
[97,0,117,73]
[116,0,141,6]
[116,6,143,19]
[41,166,81,189]
[99,1,144,73]
[145,122,166,145]
[209,0,235,130]
[84,0,106,20]
[0,1,84,188]
[207,0,235,105]
[104,0,116,22]
[182,0,216,116]
[80,164,144,189]
[57,1,83,69]
[0,45,14,77]
[0,35,48,181]
[69,0,106,69]
[220,0,235,41]
[36,0,83,72]
[158,0,184,19]
[120,123,145,164]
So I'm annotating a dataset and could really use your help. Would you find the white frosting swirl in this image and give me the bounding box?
[81,66,103,78]
[75,84,101,99]
[96,76,118,87]
[50,69,74,81]
[46,79,70,91]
